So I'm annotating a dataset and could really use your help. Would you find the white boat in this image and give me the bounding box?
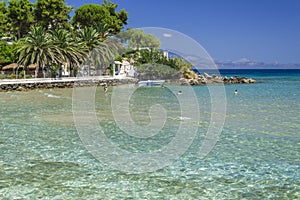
[138,80,165,86]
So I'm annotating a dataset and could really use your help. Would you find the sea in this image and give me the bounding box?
[0,69,299,199]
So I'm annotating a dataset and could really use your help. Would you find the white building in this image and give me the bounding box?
[113,60,136,77]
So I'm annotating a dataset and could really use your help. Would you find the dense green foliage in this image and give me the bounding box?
[0,0,8,34]
[7,0,34,39]
[118,47,193,79]
[77,26,122,75]
[0,0,124,38]
[15,25,121,77]
[0,41,17,66]
[35,0,73,30]
[16,26,60,76]
[72,0,128,36]
[0,0,127,69]
[117,28,160,49]
[136,63,180,80]
[0,0,193,79]
[123,48,192,71]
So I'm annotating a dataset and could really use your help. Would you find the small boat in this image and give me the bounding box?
[138,80,165,86]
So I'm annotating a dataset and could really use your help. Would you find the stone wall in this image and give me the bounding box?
[0,77,138,92]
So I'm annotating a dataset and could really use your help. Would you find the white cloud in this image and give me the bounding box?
[163,33,172,38]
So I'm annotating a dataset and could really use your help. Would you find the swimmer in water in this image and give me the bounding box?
[104,83,108,93]
[234,89,238,95]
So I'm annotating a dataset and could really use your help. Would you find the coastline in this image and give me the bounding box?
[0,73,256,92]
[1,67,298,199]
[0,76,139,92]
[179,72,256,85]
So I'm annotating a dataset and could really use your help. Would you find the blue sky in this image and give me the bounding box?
[66,0,300,64]
[58,1,300,63]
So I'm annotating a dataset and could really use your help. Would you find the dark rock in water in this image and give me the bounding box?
[248,78,256,83]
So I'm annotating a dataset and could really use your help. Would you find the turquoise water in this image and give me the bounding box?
[0,70,299,199]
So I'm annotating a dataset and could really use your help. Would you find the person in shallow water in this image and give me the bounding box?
[234,89,238,95]
[104,83,108,93]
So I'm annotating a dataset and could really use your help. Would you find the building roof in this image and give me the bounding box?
[2,63,36,70]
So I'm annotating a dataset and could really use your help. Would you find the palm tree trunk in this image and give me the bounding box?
[16,67,19,79]
[42,65,46,78]
[18,23,22,39]
[36,62,41,78]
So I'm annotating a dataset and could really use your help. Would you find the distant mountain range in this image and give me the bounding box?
[214,58,300,69]
[163,50,300,69]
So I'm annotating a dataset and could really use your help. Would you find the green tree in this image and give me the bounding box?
[16,26,61,77]
[77,27,101,75]
[118,28,160,49]
[0,41,17,66]
[0,0,9,35]
[77,27,122,75]
[50,28,87,76]
[134,48,165,65]
[34,0,73,30]
[94,23,114,41]
[135,63,180,80]
[92,37,122,74]
[78,27,101,52]
[7,0,34,39]
[102,0,128,32]
[72,1,128,35]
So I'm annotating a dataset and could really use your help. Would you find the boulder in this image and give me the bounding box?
[248,78,256,83]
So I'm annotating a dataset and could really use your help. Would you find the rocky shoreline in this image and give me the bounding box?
[180,72,256,85]
[0,73,256,92]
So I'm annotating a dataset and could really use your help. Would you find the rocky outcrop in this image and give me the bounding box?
[180,73,256,85]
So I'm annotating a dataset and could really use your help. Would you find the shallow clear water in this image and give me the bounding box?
[0,70,299,199]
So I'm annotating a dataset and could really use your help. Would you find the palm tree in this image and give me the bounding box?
[94,22,113,41]
[16,26,60,78]
[78,27,100,52]
[50,28,87,77]
[77,27,120,75]
[77,27,101,76]
[92,37,123,75]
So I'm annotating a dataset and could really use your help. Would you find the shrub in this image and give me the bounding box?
[0,74,6,79]
[9,73,16,79]
[19,70,25,78]
[135,63,180,80]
